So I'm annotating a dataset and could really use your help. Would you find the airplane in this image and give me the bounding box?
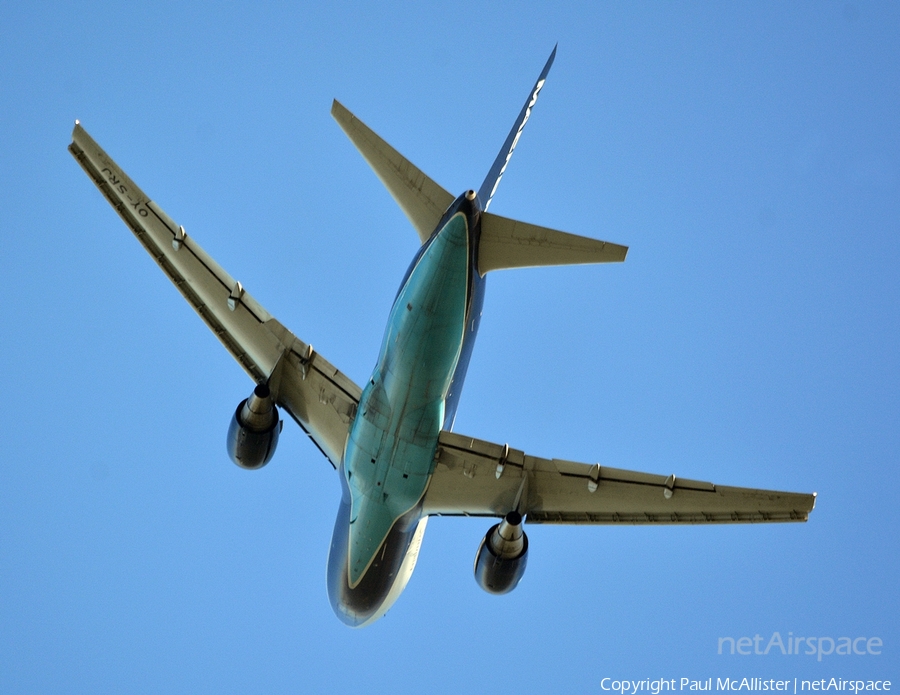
[69,47,815,627]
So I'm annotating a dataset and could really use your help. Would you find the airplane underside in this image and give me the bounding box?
[327,495,428,627]
[328,201,482,626]
[69,45,815,628]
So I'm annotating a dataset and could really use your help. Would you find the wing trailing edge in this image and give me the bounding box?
[331,100,454,244]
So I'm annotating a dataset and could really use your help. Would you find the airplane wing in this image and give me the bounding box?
[69,122,360,467]
[423,430,816,524]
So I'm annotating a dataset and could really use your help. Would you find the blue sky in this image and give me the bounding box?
[1,2,898,692]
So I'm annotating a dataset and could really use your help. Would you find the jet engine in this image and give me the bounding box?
[226,384,282,470]
[473,511,529,594]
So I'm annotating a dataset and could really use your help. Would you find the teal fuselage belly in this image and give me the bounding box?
[327,194,485,626]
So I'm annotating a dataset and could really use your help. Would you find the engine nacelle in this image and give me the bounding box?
[473,511,529,594]
[226,384,282,470]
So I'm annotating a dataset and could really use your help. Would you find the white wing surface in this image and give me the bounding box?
[424,431,815,524]
[69,123,360,467]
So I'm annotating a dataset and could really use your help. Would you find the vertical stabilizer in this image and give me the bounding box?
[477,45,557,211]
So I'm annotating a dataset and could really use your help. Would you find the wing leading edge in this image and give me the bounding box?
[424,431,816,524]
[69,122,360,467]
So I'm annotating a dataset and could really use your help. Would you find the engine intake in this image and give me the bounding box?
[473,511,529,594]
[226,384,282,470]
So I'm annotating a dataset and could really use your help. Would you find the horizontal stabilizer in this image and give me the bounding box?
[478,212,628,275]
[331,100,454,244]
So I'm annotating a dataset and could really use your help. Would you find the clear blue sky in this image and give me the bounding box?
[1,2,898,692]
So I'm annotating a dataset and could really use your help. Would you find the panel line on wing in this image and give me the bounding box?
[553,469,717,494]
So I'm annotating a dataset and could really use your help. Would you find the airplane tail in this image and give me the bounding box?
[476,45,627,273]
[476,45,556,212]
[333,46,628,274]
